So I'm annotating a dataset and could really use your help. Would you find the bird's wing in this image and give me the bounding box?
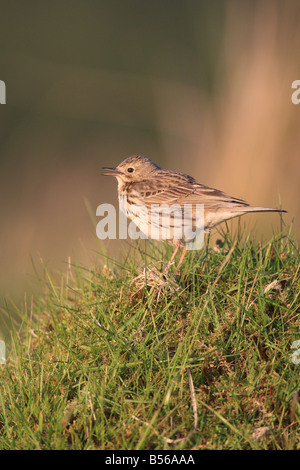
[176,184,249,208]
[134,179,249,210]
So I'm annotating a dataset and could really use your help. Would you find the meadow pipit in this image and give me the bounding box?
[102,155,286,274]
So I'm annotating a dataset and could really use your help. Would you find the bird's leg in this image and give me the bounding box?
[164,243,180,272]
[175,246,187,275]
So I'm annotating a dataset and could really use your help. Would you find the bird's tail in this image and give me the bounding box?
[237,206,287,213]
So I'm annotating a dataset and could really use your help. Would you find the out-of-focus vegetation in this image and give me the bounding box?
[0,0,299,310]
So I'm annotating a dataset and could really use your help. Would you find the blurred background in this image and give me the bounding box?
[0,0,299,312]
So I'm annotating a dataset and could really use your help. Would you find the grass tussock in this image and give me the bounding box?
[0,224,299,450]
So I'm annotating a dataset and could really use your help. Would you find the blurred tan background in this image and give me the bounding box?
[0,0,299,310]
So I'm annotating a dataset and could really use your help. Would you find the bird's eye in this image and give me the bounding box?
[127,167,134,173]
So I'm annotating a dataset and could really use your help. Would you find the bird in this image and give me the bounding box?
[102,155,286,274]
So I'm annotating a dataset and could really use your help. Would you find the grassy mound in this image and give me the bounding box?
[0,226,299,449]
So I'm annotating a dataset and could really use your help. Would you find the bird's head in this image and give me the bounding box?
[102,155,161,183]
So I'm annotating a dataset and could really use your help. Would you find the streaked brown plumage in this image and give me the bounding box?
[102,155,286,274]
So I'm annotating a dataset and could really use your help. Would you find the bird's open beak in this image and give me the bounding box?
[102,167,122,176]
